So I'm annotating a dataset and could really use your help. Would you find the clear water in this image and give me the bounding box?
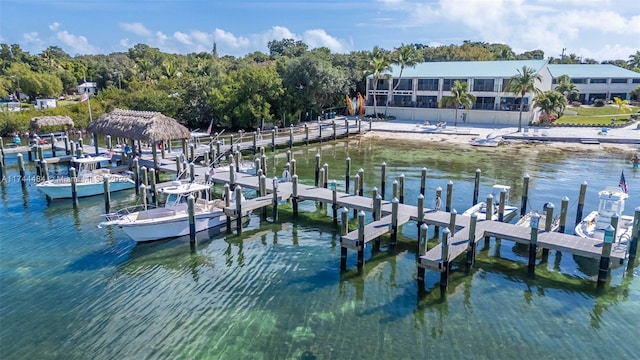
[1,138,639,360]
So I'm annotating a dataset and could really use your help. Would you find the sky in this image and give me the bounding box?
[1,0,639,62]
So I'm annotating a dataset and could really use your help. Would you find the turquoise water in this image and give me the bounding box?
[1,138,639,359]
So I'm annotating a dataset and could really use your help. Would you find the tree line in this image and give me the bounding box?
[1,40,638,135]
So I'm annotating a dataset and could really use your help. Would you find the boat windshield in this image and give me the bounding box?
[165,192,202,208]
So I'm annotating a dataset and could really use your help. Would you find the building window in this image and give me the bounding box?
[443,79,466,91]
[590,78,606,84]
[416,96,438,108]
[392,79,413,91]
[552,78,557,84]
[611,78,627,84]
[392,95,413,107]
[572,78,587,84]
[417,79,438,91]
[632,79,640,83]
[473,79,495,92]
[474,97,495,110]
[610,93,627,100]
[499,97,529,111]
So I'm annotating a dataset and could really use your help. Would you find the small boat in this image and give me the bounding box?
[516,203,560,231]
[574,187,634,244]
[462,184,518,222]
[36,156,134,199]
[100,181,247,242]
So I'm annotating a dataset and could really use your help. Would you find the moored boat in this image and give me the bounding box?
[574,187,634,244]
[100,181,247,242]
[462,184,518,222]
[36,156,134,199]
[516,203,560,231]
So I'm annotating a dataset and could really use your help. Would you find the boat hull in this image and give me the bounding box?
[574,211,634,243]
[36,178,135,199]
[462,202,518,222]
[119,212,228,242]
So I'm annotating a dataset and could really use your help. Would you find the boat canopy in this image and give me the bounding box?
[161,182,210,195]
[72,156,112,164]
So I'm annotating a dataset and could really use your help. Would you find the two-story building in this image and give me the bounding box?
[366,60,640,125]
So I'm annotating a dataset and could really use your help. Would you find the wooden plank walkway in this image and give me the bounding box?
[341,213,412,250]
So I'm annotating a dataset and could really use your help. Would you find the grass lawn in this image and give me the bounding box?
[554,104,639,125]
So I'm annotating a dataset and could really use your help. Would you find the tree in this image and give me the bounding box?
[554,74,579,102]
[628,51,640,69]
[534,91,567,124]
[438,80,475,126]
[630,85,640,101]
[366,46,391,119]
[612,96,630,115]
[385,43,420,117]
[267,39,308,58]
[504,66,542,132]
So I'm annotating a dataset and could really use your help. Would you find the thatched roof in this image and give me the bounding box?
[30,116,74,130]
[87,108,190,141]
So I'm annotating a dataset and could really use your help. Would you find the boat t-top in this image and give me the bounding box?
[575,187,634,244]
[36,156,135,199]
[462,184,518,222]
[100,181,246,242]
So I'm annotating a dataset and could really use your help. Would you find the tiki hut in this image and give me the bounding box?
[87,109,191,171]
[30,116,74,131]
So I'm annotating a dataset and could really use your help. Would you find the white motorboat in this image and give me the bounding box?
[516,204,560,231]
[462,184,518,222]
[574,187,634,243]
[36,156,134,199]
[100,181,246,242]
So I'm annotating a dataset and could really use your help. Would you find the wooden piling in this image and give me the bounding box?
[498,188,507,222]
[289,126,294,149]
[440,227,450,288]
[340,207,349,271]
[272,177,279,221]
[235,186,244,233]
[466,213,478,267]
[484,194,493,245]
[93,133,99,155]
[374,162,384,201]
[304,124,309,145]
[252,131,257,153]
[64,135,70,155]
[357,210,365,269]
[50,134,56,157]
[259,175,267,220]
[323,163,329,188]
[374,192,382,221]
[472,169,481,205]
[102,176,111,213]
[417,194,424,228]
[332,120,337,141]
[391,197,399,247]
[576,181,588,226]
[345,157,351,193]
[189,162,195,183]
[17,153,25,186]
[224,183,232,233]
[271,129,276,151]
[69,141,76,159]
[559,197,569,233]
[149,168,158,206]
[597,225,614,287]
[417,223,429,284]
[228,163,236,189]
[314,153,320,186]
[392,180,398,200]
[187,195,196,243]
[290,158,297,176]
[140,184,147,210]
[292,175,299,217]
[434,187,442,236]
[520,174,530,217]
[420,167,427,196]
[398,174,405,204]
[528,213,540,275]
[260,154,267,176]
[445,180,453,212]
[70,167,78,207]
[344,118,349,137]
[541,203,555,258]
[133,158,140,195]
[331,180,338,224]
[0,155,4,182]
[449,209,457,234]
[626,207,640,268]
[41,159,49,181]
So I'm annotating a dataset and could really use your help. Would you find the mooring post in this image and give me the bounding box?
[189,144,195,163]
[216,141,222,165]
[626,207,640,269]
[380,162,387,200]
[520,174,530,217]
[318,168,325,210]
[434,187,443,236]
[331,180,338,224]
[69,141,76,160]
[559,196,569,233]
[260,175,267,220]
[187,194,196,243]
[63,135,69,155]
[332,120,337,141]
[234,150,240,170]
[345,118,349,137]
[541,202,555,258]
[133,158,140,195]
[358,118,362,133]
[228,163,236,190]
[189,162,195,183]
[323,163,329,188]
[290,158,297,176]
[175,156,182,175]
[289,126,294,149]
[271,129,276,152]
[149,168,158,206]
[252,131,257,154]
[440,227,451,289]
[449,209,457,234]
[372,188,381,220]
[140,166,148,190]
[528,213,540,275]
[102,176,111,213]
[272,177,279,221]
[417,193,425,228]
[484,194,493,246]
[304,124,309,145]
[292,175,299,217]
[445,180,453,212]
[260,154,267,176]
[357,168,364,197]
[314,152,320,186]
[357,210,365,270]
[576,181,588,226]
[49,134,56,157]
[235,186,243,233]
[391,197,399,247]
[15,153,25,182]
[417,223,429,286]
[286,149,292,164]
[92,133,99,155]
[472,169,481,205]
[224,183,231,233]
[345,157,351,193]
[77,137,84,153]
[597,225,615,288]
[140,184,147,211]
[340,207,349,271]
[498,188,507,222]
[70,167,78,207]
[392,180,398,200]
[466,213,478,268]
[41,159,49,181]
[420,167,427,197]
[319,122,323,141]
[0,155,5,182]
[398,174,405,204]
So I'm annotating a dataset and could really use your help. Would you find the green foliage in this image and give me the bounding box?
[438,80,475,126]
[571,104,639,116]
[504,66,542,131]
[594,99,605,107]
[534,90,567,124]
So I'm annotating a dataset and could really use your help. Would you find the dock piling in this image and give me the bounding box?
[41,159,49,181]
[528,213,540,275]
[484,194,493,246]
[70,167,78,207]
[445,180,453,212]
[417,193,424,228]
[224,183,231,233]
[314,153,320,186]
[597,225,615,288]
[236,186,244,233]
[392,180,398,200]
[323,163,329,188]
[189,163,195,183]
[466,213,478,268]
[398,174,405,204]
[391,197,399,247]
[626,207,640,268]
[357,168,364,196]
[187,195,196,243]
[381,162,387,200]
[498,188,507,222]
[272,178,279,221]
[63,136,69,155]
[229,163,236,189]
[340,207,349,271]
[292,175,299,217]
[150,168,158,206]
[417,223,429,285]
[542,203,555,258]
[271,129,276,151]
[440,228,451,289]
[357,210,365,270]
[260,154,267,176]
[559,197,569,233]
[133,158,140,195]
[103,176,110,213]
[576,181,588,226]
[290,158,297,176]
[332,180,338,224]
[50,134,56,157]
[420,167,427,197]
[17,153,25,186]
[345,157,351,193]
[520,174,530,217]
[449,209,457,234]
[473,169,481,205]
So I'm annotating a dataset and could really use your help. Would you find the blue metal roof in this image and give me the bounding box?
[547,64,640,79]
[383,60,548,78]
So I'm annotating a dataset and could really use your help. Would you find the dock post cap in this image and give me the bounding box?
[442,227,451,235]
[451,208,457,214]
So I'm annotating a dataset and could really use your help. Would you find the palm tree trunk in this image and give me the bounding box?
[372,80,378,119]
[454,107,458,127]
[517,95,524,132]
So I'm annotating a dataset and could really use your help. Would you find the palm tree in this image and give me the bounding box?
[627,51,640,69]
[367,46,391,119]
[554,74,579,102]
[385,43,421,117]
[504,66,542,132]
[534,91,567,124]
[438,80,475,126]
[612,96,630,118]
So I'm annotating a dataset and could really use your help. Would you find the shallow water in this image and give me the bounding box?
[1,138,639,359]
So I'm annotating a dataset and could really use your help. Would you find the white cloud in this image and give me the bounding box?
[22,32,44,50]
[49,22,60,31]
[302,29,348,53]
[214,28,251,49]
[119,22,152,37]
[56,30,99,55]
